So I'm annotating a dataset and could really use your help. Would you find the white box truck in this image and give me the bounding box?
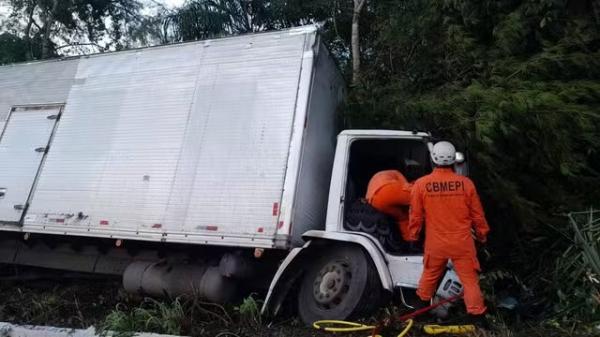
[0,26,463,324]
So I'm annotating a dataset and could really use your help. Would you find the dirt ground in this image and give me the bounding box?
[0,272,593,337]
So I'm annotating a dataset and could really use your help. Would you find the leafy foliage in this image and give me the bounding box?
[346,1,600,289]
[163,0,344,41]
[0,33,28,64]
[552,210,600,322]
[235,294,263,328]
[3,0,143,60]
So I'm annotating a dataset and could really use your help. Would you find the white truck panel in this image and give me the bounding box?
[26,44,202,237]
[0,60,78,130]
[288,44,344,246]
[0,26,343,249]
[0,106,61,221]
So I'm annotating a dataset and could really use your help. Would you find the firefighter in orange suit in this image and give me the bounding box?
[407,141,490,320]
[366,170,413,241]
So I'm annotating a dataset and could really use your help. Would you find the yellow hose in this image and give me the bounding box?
[312,320,374,333]
[398,319,413,337]
[312,319,413,337]
[422,324,476,335]
[313,319,476,336]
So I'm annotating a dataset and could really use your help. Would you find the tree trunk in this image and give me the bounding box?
[244,0,253,32]
[351,0,366,86]
[23,3,36,60]
[40,0,59,59]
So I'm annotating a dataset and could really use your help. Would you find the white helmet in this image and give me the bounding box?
[431,141,456,166]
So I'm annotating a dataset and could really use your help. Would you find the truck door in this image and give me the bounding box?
[0,105,62,223]
[341,137,431,254]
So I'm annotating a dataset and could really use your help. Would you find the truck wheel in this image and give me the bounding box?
[297,245,381,325]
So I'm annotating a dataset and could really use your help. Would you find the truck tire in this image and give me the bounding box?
[297,245,382,325]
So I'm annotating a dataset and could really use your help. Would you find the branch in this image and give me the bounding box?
[24,3,36,36]
[31,18,43,31]
[107,0,144,21]
[354,0,366,14]
[331,1,340,38]
[54,42,103,50]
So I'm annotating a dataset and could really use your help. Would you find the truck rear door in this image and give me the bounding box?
[0,105,61,222]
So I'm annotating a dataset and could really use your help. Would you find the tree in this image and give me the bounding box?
[163,0,368,83]
[346,1,600,308]
[351,0,366,85]
[0,33,28,64]
[4,0,143,59]
[164,0,336,41]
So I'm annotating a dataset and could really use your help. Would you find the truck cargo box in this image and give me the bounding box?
[0,26,344,249]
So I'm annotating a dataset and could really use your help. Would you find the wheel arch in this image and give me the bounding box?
[261,230,393,318]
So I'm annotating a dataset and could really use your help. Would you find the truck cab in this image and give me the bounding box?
[262,130,465,324]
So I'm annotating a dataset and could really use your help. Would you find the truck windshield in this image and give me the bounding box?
[346,139,431,198]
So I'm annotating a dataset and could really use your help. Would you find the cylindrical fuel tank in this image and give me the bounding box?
[122,261,237,303]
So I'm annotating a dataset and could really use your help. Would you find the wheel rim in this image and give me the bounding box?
[312,260,351,309]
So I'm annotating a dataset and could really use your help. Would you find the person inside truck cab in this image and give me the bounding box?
[407,141,490,323]
[365,167,414,241]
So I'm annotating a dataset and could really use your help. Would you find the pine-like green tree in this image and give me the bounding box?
[345,1,600,319]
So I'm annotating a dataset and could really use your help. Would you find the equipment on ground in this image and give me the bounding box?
[312,294,476,337]
[423,324,476,335]
[313,319,414,337]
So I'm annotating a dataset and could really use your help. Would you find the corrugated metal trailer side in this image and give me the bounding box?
[286,43,345,246]
[0,26,344,250]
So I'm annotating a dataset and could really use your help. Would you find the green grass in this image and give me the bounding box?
[234,294,262,328]
[99,295,238,336]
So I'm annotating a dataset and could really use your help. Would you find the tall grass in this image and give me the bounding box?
[100,298,186,337]
[99,295,236,336]
[552,209,600,323]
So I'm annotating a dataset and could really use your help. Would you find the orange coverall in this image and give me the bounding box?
[407,167,490,315]
[366,170,413,241]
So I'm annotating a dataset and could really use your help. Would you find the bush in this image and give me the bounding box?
[235,294,262,329]
[551,210,600,323]
[100,298,186,336]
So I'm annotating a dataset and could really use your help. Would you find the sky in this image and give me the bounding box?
[143,0,186,15]
[162,0,186,7]
[0,2,8,16]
